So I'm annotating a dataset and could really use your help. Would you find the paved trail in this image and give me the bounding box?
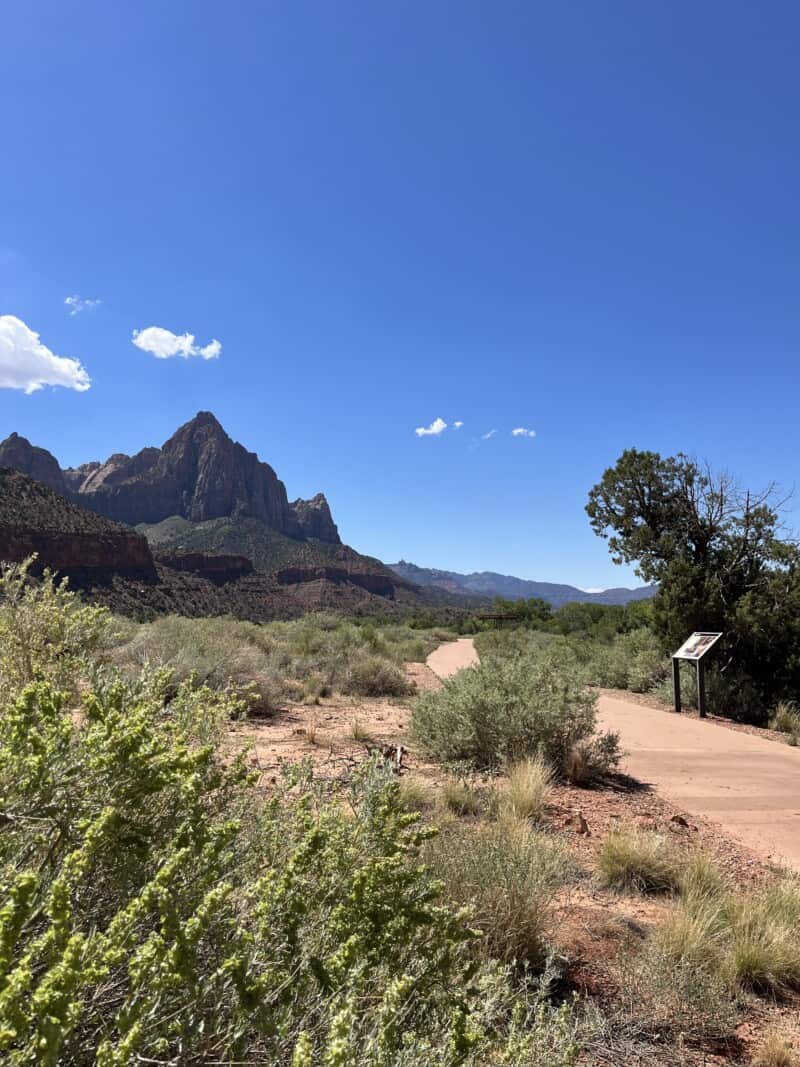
[426,637,480,679]
[427,637,800,871]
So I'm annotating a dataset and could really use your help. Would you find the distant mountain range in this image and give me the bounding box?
[388,561,656,608]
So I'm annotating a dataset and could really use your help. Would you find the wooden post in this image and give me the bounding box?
[672,657,682,714]
[697,659,707,719]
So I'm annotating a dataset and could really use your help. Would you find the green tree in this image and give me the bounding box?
[586,449,800,721]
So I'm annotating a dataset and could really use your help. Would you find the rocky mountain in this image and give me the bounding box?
[0,467,157,585]
[0,467,427,621]
[0,413,339,542]
[0,417,424,618]
[388,560,656,608]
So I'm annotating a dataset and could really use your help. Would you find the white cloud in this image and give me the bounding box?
[511,427,536,438]
[415,417,447,437]
[579,587,604,594]
[481,429,497,440]
[132,326,222,360]
[0,315,91,394]
[64,294,101,316]
[453,420,464,429]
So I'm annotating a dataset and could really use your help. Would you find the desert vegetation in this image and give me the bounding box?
[411,642,620,779]
[3,558,799,1064]
[0,562,589,1065]
[111,611,451,712]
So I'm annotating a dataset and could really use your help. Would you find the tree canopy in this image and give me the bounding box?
[587,449,800,721]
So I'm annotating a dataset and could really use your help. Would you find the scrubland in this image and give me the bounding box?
[1,561,799,1064]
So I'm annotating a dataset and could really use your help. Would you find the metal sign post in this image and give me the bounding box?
[671,632,722,718]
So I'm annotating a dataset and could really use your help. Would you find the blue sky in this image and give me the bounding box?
[2,1,798,588]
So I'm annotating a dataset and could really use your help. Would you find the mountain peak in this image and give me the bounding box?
[0,414,342,546]
[187,410,224,430]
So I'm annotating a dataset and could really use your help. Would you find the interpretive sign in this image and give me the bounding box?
[672,632,723,718]
[673,632,723,662]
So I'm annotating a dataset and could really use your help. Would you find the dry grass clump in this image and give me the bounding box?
[721,882,800,993]
[424,821,570,967]
[396,778,436,813]
[501,755,553,823]
[614,942,738,1043]
[441,778,483,817]
[752,1032,798,1067]
[597,830,683,894]
[770,700,800,740]
[350,717,374,742]
[641,857,800,999]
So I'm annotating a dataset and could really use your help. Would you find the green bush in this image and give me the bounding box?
[346,655,413,698]
[0,559,112,696]
[411,646,619,776]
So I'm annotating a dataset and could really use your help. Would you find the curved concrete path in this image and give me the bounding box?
[426,637,480,679]
[596,694,800,871]
[428,638,800,871]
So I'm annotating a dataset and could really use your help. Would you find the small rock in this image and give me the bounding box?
[670,813,690,828]
[576,812,591,836]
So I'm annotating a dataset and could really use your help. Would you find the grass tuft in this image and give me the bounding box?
[501,755,553,823]
[424,821,570,968]
[597,829,683,895]
[752,1033,798,1067]
[441,778,483,816]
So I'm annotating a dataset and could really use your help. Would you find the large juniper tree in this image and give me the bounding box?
[586,449,800,721]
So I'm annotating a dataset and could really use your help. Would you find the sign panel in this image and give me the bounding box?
[673,632,722,661]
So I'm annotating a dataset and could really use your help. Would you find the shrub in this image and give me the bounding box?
[564,733,621,785]
[0,675,563,1064]
[0,559,112,699]
[113,614,434,710]
[424,822,570,968]
[597,830,683,894]
[346,654,413,698]
[501,756,553,823]
[412,646,618,776]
